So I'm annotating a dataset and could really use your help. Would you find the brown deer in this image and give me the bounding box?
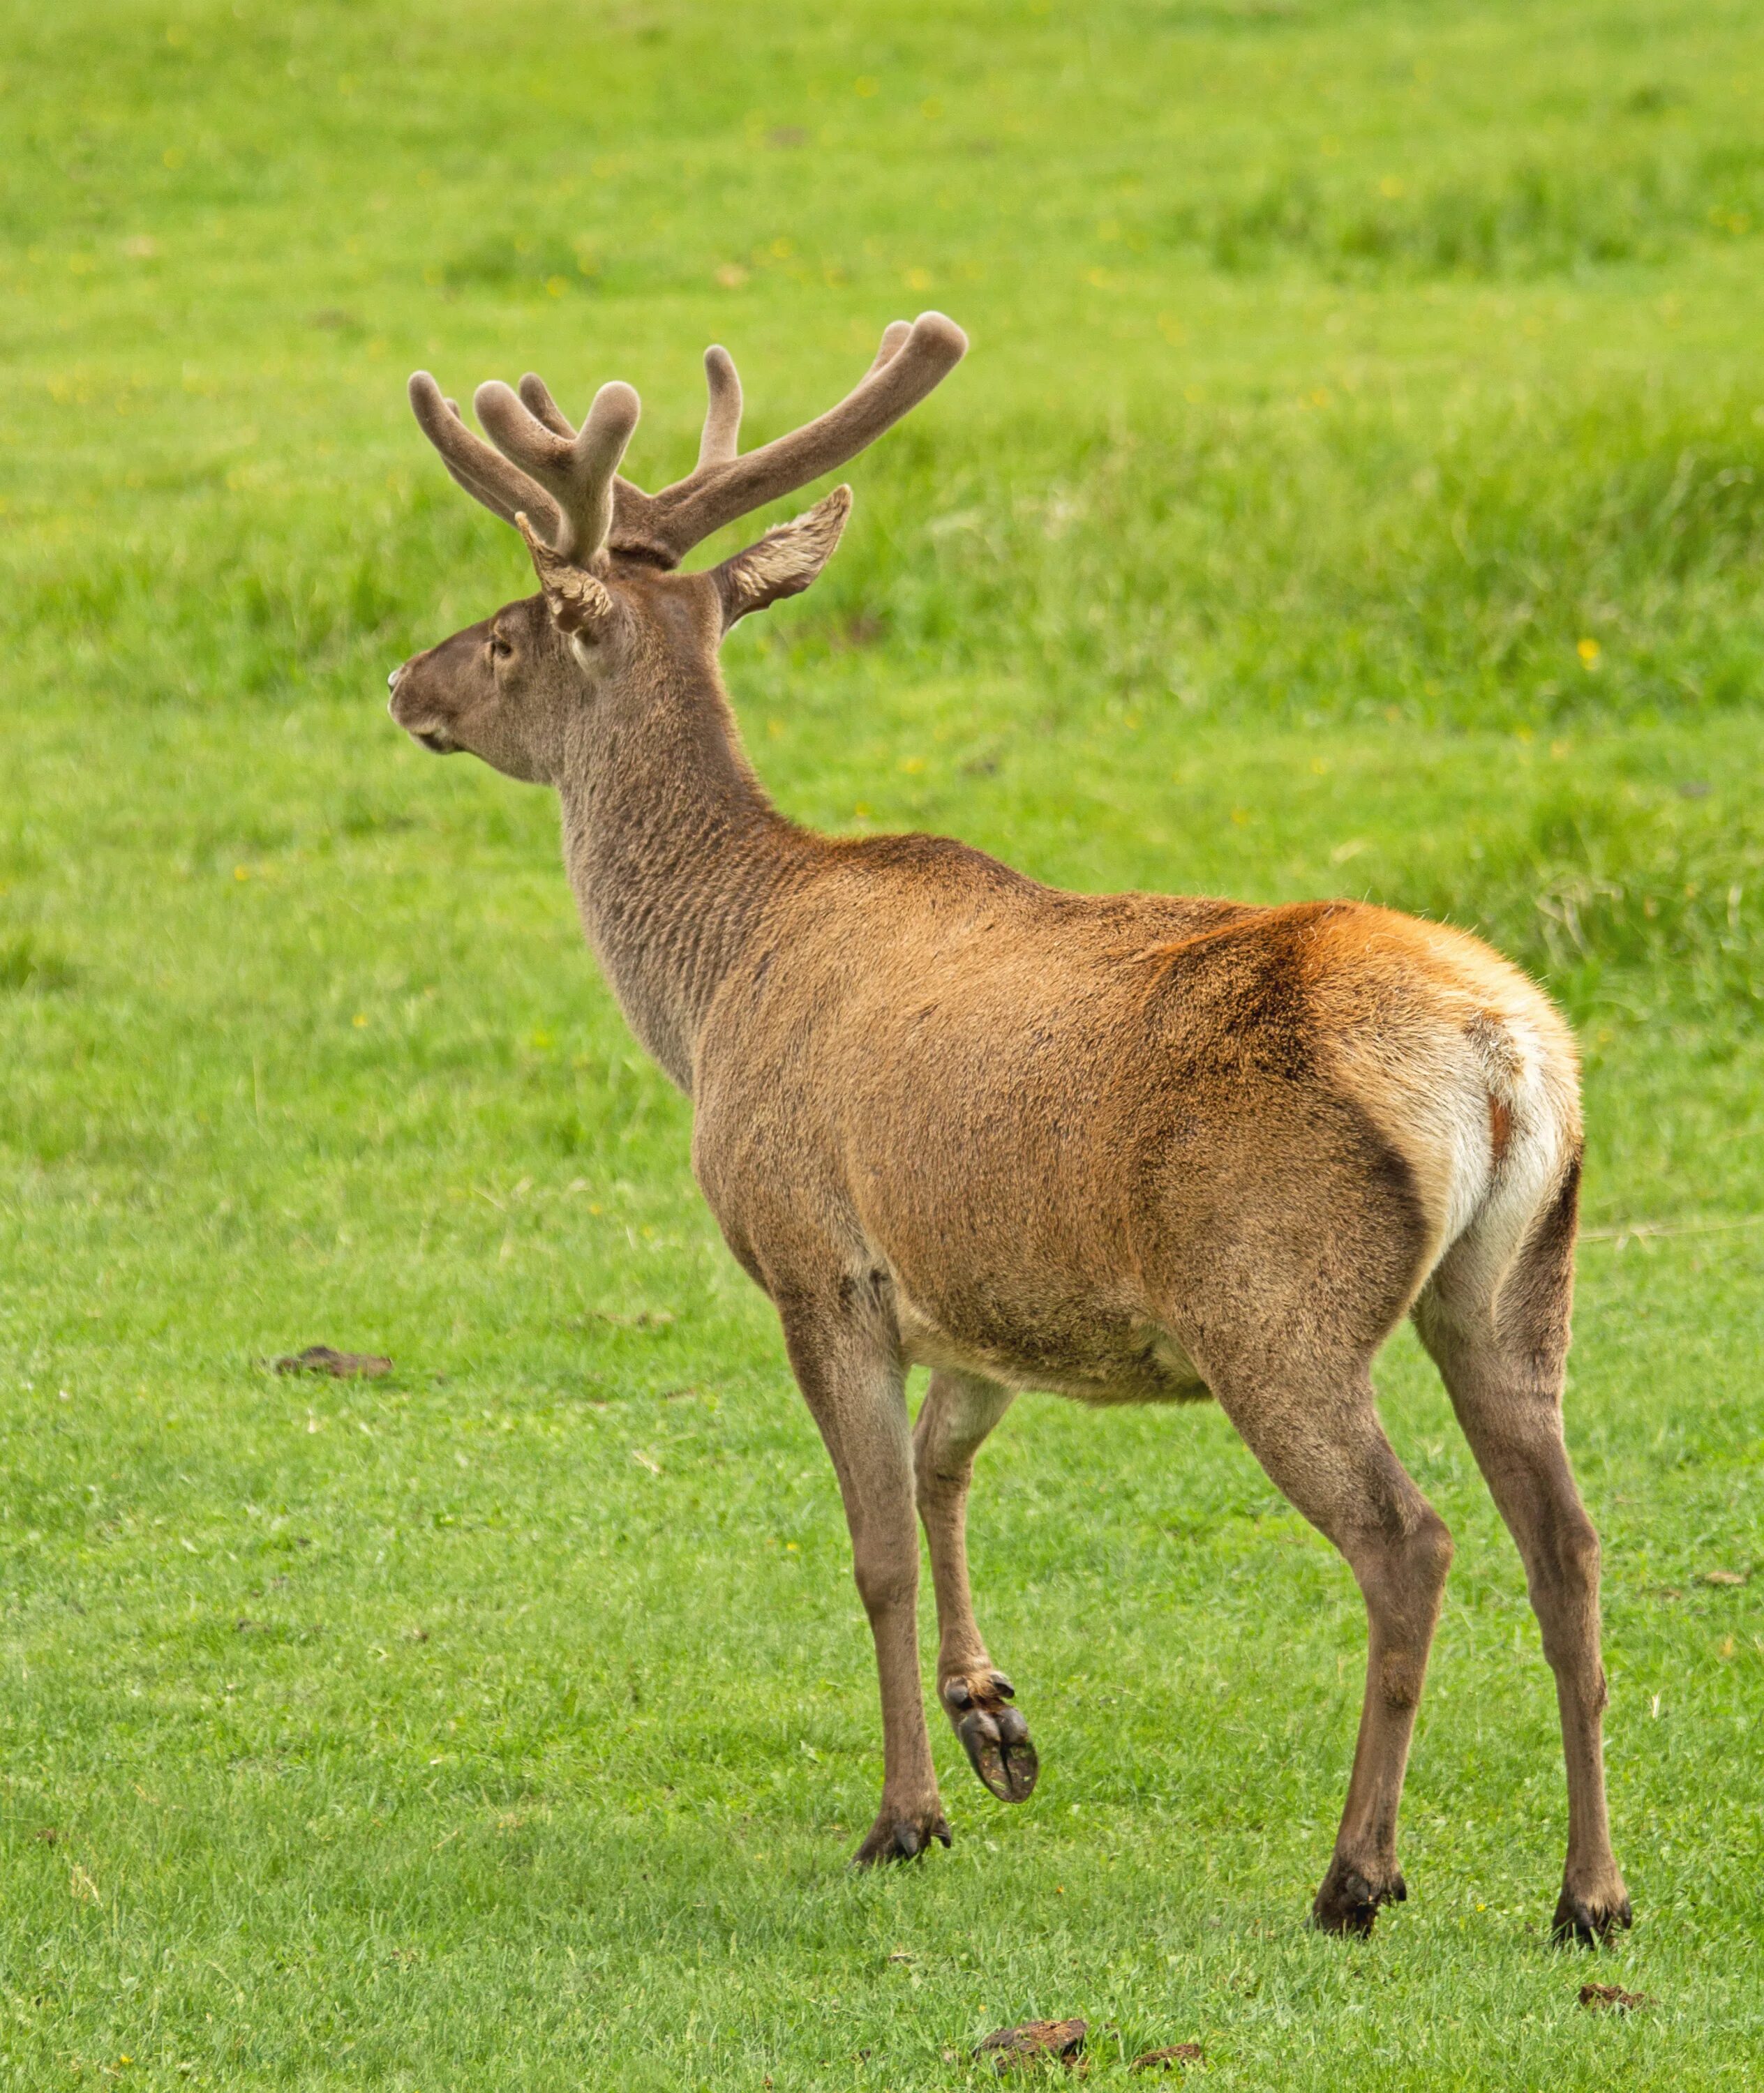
[388,314,1630,1942]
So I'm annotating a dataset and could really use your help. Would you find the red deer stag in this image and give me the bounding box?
[389,315,1629,1942]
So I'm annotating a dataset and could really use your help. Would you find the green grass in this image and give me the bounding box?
[3,0,1763,2085]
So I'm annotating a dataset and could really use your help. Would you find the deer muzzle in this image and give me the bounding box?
[386,661,461,753]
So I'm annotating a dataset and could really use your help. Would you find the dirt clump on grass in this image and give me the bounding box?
[976,2018,1088,2072]
[1580,1982,1652,2013]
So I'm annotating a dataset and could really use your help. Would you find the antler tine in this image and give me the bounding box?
[474,377,641,562]
[864,318,914,377]
[517,373,577,440]
[612,312,966,564]
[439,398,551,525]
[697,346,743,470]
[408,372,567,546]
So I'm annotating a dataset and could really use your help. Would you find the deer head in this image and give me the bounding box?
[388,315,967,786]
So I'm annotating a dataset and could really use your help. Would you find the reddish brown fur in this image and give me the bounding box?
[387,320,1629,1940]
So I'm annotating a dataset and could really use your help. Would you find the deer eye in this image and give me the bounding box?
[489,633,513,661]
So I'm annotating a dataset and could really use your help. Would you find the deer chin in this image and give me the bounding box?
[401,721,460,754]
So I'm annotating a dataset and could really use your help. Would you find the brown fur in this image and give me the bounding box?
[388,320,1629,1936]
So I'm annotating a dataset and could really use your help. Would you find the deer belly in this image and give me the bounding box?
[892,1280,1210,1405]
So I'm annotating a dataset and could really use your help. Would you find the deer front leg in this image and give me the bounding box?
[914,1370,1038,1801]
[779,1291,950,1864]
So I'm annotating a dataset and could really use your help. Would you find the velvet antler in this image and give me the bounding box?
[407,373,639,562]
[610,313,965,565]
[409,312,966,569]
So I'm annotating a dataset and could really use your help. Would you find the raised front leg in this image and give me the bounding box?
[779,1286,950,1864]
[913,1370,1038,1801]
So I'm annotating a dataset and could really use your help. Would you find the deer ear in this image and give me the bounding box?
[516,513,616,645]
[712,485,852,632]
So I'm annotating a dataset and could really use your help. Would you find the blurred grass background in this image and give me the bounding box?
[1,1,1761,2087]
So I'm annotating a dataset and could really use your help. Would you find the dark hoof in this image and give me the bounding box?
[1553,1885,1634,1947]
[1312,1858,1406,1938]
[942,1672,1038,1802]
[852,1808,952,1867]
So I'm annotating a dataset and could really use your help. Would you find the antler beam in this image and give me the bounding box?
[607,312,966,564]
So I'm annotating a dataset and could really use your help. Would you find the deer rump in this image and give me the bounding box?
[692,849,1578,1407]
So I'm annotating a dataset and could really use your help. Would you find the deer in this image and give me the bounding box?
[387,312,1630,1944]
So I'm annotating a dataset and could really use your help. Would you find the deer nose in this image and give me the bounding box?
[387,665,403,692]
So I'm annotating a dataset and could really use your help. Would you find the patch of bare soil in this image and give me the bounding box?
[273,1346,392,1378]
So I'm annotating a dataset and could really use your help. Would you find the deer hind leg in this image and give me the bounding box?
[1207,1360,1453,1937]
[913,1370,1038,1802]
[1415,1157,1631,1945]
[779,1287,950,1866]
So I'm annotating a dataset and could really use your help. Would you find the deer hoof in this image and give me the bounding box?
[852,1808,952,1867]
[943,1672,1038,1802]
[1312,1858,1407,1938]
[1552,1882,1633,1947]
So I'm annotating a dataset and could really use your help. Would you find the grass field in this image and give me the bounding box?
[3,0,1763,2085]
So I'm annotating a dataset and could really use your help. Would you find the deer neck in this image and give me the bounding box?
[556,659,799,1092]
